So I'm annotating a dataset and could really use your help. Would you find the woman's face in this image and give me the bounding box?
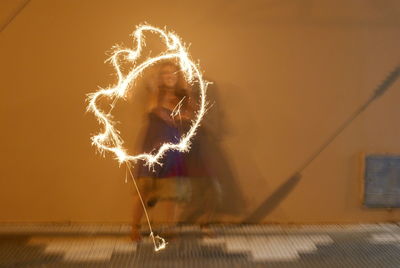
[160,64,179,88]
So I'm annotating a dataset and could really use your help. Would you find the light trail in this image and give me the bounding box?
[86,24,209,251]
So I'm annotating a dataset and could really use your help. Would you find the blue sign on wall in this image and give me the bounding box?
[364,155,400,208]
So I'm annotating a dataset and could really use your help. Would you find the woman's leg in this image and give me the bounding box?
[131,178,151,241]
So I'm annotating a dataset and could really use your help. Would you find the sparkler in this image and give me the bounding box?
[86,24,209,251]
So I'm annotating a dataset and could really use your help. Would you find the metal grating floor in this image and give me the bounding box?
[1,224,400,267]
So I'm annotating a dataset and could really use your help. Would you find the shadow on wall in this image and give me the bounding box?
[181,81,248,223]
[183,80,300,224]
[242,64,400,223]
[209,81,302,224]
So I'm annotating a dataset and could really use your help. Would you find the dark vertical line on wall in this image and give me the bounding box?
[0,0,31,33]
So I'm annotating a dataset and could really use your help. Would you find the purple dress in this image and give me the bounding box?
[136,107,188,179]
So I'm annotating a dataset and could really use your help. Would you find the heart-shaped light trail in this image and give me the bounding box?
[86,24,209,251]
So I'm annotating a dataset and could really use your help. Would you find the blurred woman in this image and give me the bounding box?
[131,61,191,241]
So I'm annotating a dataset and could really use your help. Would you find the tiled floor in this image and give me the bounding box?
[1,224,400,267]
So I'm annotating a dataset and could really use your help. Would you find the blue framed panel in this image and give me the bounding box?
[364,155,400,208]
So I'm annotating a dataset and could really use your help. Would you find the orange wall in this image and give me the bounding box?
[1,0,400,223]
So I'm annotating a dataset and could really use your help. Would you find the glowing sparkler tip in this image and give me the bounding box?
[150,232,168,252]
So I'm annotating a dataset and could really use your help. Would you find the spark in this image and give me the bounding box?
[171,96,186,121]
[86,24,209,251]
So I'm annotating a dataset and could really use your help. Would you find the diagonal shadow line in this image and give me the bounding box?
[0,0,31,33]
[242,64,400,224]
[243,172,301,223]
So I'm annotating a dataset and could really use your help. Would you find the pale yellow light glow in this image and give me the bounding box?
[86,24,208,251]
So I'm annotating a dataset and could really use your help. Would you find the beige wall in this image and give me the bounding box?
[1,0,400,223]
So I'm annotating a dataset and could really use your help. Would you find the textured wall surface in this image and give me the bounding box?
[1,0,400,223]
